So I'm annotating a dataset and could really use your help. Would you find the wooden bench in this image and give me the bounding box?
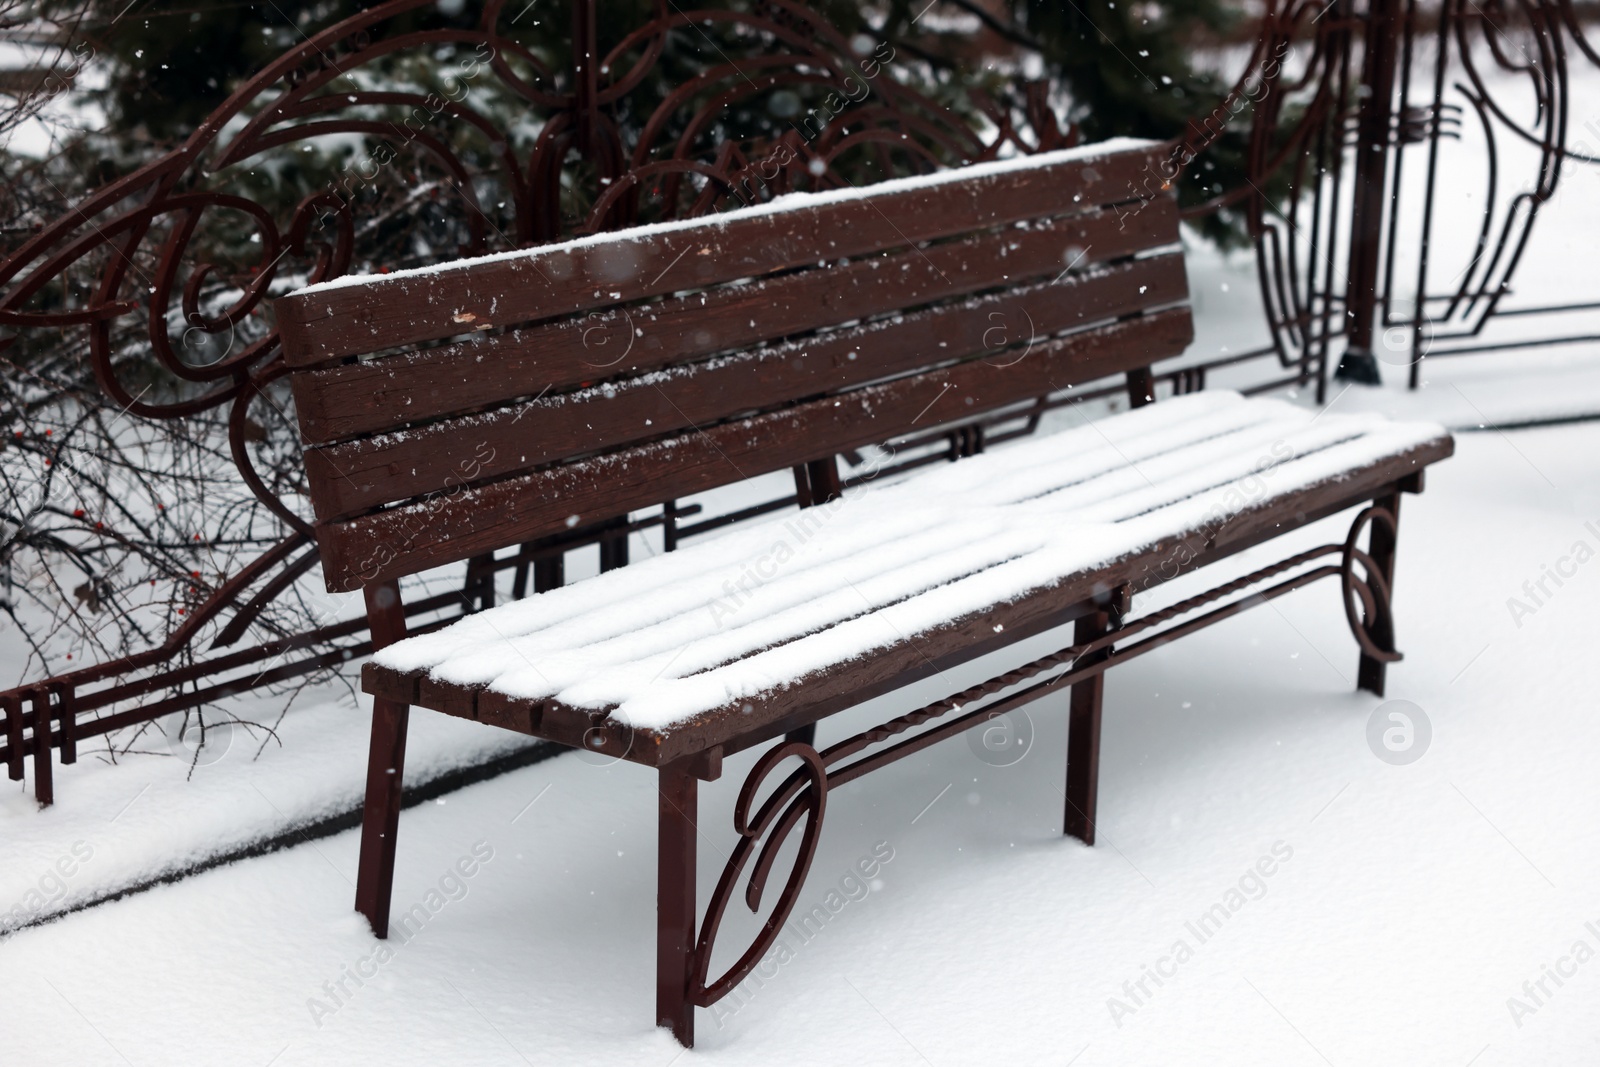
[275,138,1453,1046]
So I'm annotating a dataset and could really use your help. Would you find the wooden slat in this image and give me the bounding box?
[275,142,1170,362]
[416,673,480,718]
[643,435,1456,763]
[381,436,1454,765]
[302,254,1189,521]
[313,309,1194,591]
[290,198,1181,444]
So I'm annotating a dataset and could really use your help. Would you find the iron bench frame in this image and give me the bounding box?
[275,141,1453,1047]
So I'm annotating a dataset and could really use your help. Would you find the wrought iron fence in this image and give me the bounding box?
[2,0,1590,805]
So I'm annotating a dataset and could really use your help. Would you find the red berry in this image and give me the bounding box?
[73,508,84,517]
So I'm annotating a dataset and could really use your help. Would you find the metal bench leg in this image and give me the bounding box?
[599,516,630,572]
[356,580,410,938]
[1064,608,1111,845]
[356,696,410,936]
[534,552,564,593]
[1357,491,1402,697]
[658,762,698,1047]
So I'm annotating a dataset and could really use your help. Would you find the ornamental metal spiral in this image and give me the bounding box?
[1217,0,1600,385]
[1340,504,1402,663]
[692,739,827,1005]
[1397,0,1600,379]
[0,0,1070,735]
[6,0,1583,801]
[0,0,1061,534]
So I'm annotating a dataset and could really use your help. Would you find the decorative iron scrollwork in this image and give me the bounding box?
[2,0,1056,544]
[0,0,1072,792]
[692,739,827,1006]
[686,490,1416,1005]
[1341,505,1402,663]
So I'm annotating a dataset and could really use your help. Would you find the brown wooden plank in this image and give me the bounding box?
[416,673,480,718]
[422,436,1457,764]
[644,436,1457,764]
[440,434,1454,766]
[302,254,1189,521]
[290,198,1182,444]
[476,696,541,735]
[276,143,1172,363]
[362,662,419,705]
[313,308,1194,590]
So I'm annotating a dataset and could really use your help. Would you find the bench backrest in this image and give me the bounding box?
[276,138,1192,593]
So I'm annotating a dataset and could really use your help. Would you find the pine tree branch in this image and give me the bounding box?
[923,0,1045,51]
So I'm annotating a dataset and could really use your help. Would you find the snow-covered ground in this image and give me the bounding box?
[1182,242,1600,431]
[5,33,1600,1067]
[3,416,1597,1066]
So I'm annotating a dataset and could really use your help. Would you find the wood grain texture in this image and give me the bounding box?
[314,309,1195,590]
[276,143,1170,363]
[289,199,1181,444]
[302,254,1189,521]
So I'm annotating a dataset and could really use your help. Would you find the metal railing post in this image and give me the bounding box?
[1339,0,1404,384]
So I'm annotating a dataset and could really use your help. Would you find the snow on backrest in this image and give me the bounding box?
[274,139,1192,592]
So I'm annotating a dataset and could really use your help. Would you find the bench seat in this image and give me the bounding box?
[365,390,1451,765]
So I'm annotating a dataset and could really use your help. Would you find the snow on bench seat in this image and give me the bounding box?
[373,391,1450,734]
